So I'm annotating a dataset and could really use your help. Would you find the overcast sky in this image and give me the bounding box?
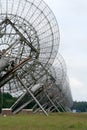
[44,0,87,101]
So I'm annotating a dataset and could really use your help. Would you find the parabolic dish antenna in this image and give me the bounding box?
[0,0,59,66]
[0,0,60,95]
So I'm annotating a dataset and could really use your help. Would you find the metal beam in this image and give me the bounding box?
[6,18,39,55]
[16,76,48,116]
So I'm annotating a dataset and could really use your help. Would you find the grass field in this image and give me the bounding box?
[0,113,87,130]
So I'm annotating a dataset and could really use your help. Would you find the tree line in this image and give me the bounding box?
[72,101,87,112]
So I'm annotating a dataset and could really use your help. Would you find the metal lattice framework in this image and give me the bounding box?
[9,55,73,114]
[0,0,59,65]
[0,0,73,116]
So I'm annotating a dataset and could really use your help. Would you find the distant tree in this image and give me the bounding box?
[0,89,2,113]
[1,93,17,108]
[72,101,87,112]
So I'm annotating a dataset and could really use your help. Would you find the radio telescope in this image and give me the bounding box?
[0,0,59,90]
[0,0,73,115]
[0,0,59,64]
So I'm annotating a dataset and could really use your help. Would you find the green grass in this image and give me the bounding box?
[0,113,87,130]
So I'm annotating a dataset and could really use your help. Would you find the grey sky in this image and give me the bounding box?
[44,0,87,101]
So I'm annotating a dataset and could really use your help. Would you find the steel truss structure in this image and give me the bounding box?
[0,0,73,116]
